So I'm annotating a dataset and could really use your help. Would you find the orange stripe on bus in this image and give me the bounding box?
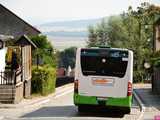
[93,79,108,84]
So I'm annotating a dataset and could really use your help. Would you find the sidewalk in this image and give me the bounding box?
[0,83,73,109]
[134,83,160,109]
[134,83,160,119]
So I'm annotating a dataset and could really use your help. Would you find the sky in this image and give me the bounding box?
[0,0,160,25]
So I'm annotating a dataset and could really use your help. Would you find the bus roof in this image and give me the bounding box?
[79,47,131,52]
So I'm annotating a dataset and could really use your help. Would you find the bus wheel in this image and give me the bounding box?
[78,105,86,112]
[124,108,131,114]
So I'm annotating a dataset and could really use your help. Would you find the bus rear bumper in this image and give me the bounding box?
[74,93,132,108]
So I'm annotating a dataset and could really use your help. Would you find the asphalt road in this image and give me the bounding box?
[2,85,141,120]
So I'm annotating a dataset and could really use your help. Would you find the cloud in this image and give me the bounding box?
[0,0,159,25]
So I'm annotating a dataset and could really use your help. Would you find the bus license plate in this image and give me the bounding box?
[97,97,107,101]
[92,78,114,86]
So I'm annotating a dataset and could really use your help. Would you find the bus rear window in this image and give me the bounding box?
[80,49,128,78]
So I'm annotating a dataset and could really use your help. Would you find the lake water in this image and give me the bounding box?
[47,36,87,51]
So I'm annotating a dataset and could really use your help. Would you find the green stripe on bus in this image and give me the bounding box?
[74,93,98,105]
[74,93,132,107]
[107,96,132,107]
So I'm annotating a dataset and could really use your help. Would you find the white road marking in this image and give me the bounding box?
[26,86,74,107]
[55,86,73,95]
[36,99,50,105]
[138,111,145,120]
[35,86,73,105]
[133,91,145,120]
[12,117,110,120]
[54,89,73,99]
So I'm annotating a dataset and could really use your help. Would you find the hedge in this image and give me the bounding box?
[31,66,56,96]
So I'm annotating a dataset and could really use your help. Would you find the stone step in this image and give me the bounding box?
[0,84,23,104]
[0,85,15,89]
[0,89,15,93]
[0,99,14,104]
[0,94,15,99]
[0,85,15,104]
[0,92,15,104]
[0,85,16,96]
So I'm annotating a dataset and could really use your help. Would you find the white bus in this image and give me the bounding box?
[74,47,133,113]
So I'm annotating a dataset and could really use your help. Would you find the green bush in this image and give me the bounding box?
[31,35,57,68]
[31,66,56,96]
[133,70,145,83]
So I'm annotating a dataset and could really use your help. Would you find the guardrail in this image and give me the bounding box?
[0,69,22,85]
[0,71,14,85]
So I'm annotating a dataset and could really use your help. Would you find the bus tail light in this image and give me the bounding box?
[127,82,132,96]
[74,79,79,93]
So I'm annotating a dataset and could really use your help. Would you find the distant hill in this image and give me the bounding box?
[45,31,88,37]
[38,18,104,38]
[39,18,102,31]
[37,18,107,50]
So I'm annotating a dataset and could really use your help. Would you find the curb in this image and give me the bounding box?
[0,83,73,109]
[133,90,145,112]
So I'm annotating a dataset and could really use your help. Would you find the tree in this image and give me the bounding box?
[31,35,57,67]
[87,3,160,82]
[31,35,53,51]
[58,47,77,69]
[87,18,108,47]
[106,15,128,47]
[87,25,98,47]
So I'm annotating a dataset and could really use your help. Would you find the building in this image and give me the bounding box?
[0,4,41,103]
[0,4,41,38]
